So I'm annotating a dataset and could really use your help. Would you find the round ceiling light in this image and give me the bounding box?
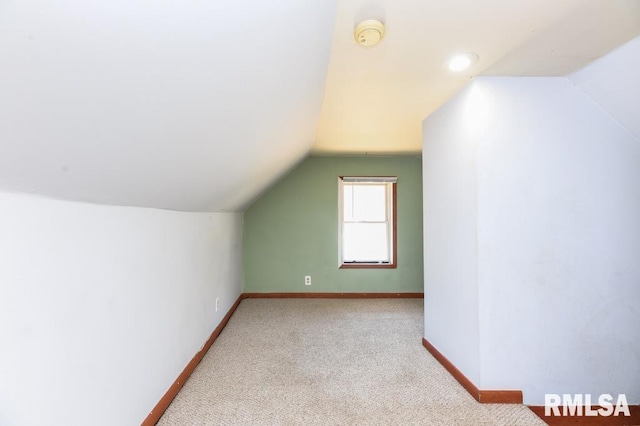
[448,52,479,72]
[354,20,385,47]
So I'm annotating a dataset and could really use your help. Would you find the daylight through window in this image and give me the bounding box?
[338,177,397,268]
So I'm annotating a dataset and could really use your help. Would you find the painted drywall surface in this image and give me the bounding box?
[243,156,423,293]
[473,77,640,404]
[422,76,640,405]
[0,192,242,425]
[484,1,640,77]
[571,36,640,140]
[314,0,640,154]
[0,0,336,212]
[422,87,481,386]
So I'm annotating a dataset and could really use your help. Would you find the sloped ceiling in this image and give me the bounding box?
[0,0,336,212]
[2,1,639,212]
[570,37,640,142]
[313,0,640,154]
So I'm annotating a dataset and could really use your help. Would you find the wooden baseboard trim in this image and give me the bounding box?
[241,292,424,299]
[479,390,524,404]
[141,295,243,426]
[529,405,640,425]
[421,337,480,399]
[421,337,523,404]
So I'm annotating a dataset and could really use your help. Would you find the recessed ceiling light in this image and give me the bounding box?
[354,20,385,47]
[448,52,479,72]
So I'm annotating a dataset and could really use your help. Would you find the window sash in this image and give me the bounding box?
[338,177,396,267]
[342,222,390,263]
[343,183,387,222]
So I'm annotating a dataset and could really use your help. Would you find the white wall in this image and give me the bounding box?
[0,192,243,425]
[422,74,640,404]
[474,77,640,404]
[422,86,481,385]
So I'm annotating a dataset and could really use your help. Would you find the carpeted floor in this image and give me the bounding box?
[158,299,544,425]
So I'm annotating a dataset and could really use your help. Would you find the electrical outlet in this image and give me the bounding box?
[215,297,220,312]
[304,275,311,286]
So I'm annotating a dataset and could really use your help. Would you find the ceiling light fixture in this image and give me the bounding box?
[354,20,385,47]
[448,52,479,72]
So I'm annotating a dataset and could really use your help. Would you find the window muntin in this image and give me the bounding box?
[338,177,397,268]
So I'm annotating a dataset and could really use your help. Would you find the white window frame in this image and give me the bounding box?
[338,176,397,269]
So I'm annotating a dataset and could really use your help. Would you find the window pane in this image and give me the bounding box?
[351,184,386,221]
[343,223,389,262]
[343,184,354,221]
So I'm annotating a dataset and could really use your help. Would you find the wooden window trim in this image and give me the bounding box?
[339,180,397,269]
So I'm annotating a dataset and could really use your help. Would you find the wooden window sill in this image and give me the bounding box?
[340,263,397,269]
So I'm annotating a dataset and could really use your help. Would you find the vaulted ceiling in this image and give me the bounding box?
[313,0,640,154]
[1,1,639,212]
[0,0,336,212]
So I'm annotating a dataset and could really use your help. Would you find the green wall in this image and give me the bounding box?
[243,156,423,293]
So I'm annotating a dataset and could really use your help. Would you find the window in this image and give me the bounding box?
[338,176,397,268]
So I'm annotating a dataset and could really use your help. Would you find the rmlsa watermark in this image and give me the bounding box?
[545,394,630,416]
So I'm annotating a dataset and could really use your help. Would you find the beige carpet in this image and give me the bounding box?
[158,299,544,425]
